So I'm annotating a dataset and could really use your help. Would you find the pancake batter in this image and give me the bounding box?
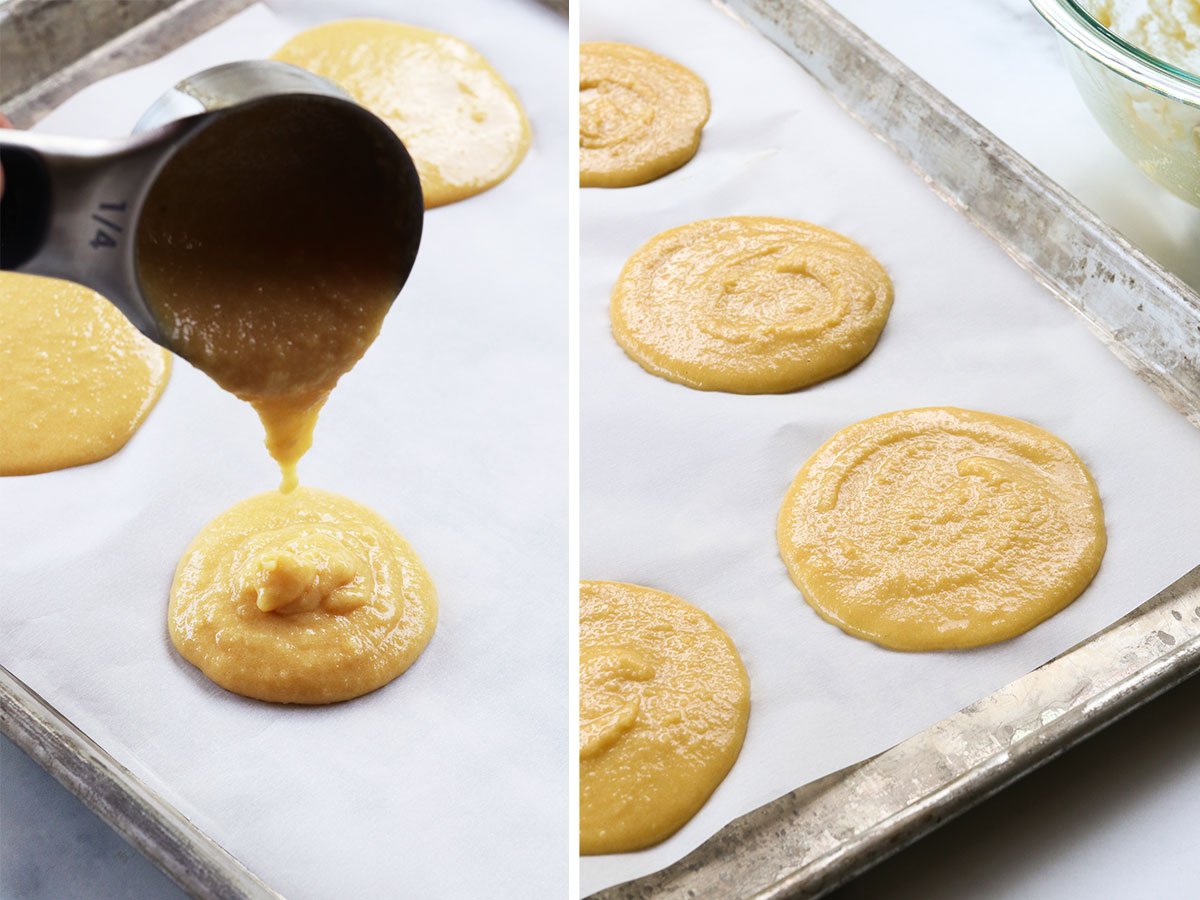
[137,98,411,491]
[580,42,709,187]
[777,407,1107,651]
[169,487,437,704]
[611,217,893,392]
[580,580,750,854]
[0,272,170,475]
[273,20,530,208]
[578,43,705,187]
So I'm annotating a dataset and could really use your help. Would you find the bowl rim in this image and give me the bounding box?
[1029,0,1200,105]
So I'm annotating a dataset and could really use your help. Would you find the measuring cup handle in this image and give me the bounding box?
[0,144,53,269]
[0,129,135,285]
[0,125,197,345]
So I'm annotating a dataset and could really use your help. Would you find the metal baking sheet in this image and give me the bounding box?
[2,0,258,128]
[596,564,1200,899]
[581,0,1200,896]
[0,1,567,898]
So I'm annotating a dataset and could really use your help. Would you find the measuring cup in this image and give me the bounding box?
[0,60,424,350]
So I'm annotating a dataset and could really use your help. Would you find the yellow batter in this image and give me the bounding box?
[580,42,709,187]
[0,273,170,475]
[580,580,750,854]
[777,407,1107,651]
[273,20,530,208]
[169,487,437,704]
[137,99,409,492]
[611,217,894,393]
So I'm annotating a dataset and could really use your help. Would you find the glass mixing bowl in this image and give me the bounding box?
[1030,0,1200,206]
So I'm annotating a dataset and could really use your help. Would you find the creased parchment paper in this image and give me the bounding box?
[581,0,1200,893]
[0,2,565,897]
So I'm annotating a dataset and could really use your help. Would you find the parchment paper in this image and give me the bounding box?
[581,0,1200,893]
[0,2,566,898]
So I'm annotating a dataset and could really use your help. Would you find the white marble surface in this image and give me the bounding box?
[829,671,1200,900]
[826,0,1200,289]
[0,734,185,899]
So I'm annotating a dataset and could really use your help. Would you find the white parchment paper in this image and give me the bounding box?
[581,0,1200,893]
[0,2,566,898]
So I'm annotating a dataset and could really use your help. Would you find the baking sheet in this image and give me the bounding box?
[0,2,566,898]
[581,0,1200,893]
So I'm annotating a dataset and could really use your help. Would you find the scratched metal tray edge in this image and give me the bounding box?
[589,0,1200,897]
[0,2,286,894]
[593,567,1200,900]
[2,0,258,128]
[0,2,279,894]
[3,0,570,129]
[0,666,279,900]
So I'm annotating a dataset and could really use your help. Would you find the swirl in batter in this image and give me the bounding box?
[170,487,437,704]
[777,407,1107,651]
[580,580,750,854]
[580,42,709,187]
[611,217,893,392]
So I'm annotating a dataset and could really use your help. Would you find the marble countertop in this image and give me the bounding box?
[828,670,1200,900]
[1,2,1197,898]
[828,0,1200,291]
[0,734,185,899]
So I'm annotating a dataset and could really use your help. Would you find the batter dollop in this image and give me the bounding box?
[274,20,530,208]
[580,580,750,854]
[0,273,170,475]
[611,217,893,392]
[580,42,709,187]
[137,99,411,491]
[169,487,437,704]
[777,407,1107,651]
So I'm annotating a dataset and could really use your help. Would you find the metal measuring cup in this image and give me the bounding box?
[0,60,424,350]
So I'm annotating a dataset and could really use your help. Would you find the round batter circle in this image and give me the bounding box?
[0,273,170,476]
[610,217,894,393]
[777,407,1107,651]
[580,42,709,187]
[169,487,437,704]
[274,20,530,208]
[580,580,750,854]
